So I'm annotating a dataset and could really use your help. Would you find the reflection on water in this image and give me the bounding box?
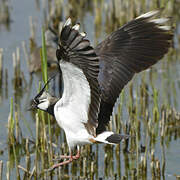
[0,0,180,179]
[0,0,11,31]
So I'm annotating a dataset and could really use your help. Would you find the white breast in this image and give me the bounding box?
[54,61,93,148]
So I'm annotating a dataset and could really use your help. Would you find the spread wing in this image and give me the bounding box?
[95,10,173,134]
[56,18,101,136]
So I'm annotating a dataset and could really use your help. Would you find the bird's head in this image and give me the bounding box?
[29,77,58,116]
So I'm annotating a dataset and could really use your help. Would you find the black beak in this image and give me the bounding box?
[27,99,38,111]
[27,75,56,111]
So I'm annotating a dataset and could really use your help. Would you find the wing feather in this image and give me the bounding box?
[96,10,173,134]
[56,19,101,136]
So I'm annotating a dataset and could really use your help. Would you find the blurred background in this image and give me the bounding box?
[0,0,180,179]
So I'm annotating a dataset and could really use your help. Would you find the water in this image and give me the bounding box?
[0,0,180,179]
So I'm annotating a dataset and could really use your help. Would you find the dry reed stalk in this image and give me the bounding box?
[0,160,3,180]
[0,49,3,88]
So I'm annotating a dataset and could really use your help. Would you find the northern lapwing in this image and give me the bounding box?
[30,10,173,170]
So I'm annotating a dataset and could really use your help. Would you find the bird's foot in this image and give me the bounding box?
[45,158,73,172]
[46,151,80,172]
[53,154,79,161]
[53,150,80,161]
[59,155,79,160]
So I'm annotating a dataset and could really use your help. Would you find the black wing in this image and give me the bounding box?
[95,10,173,134]
[56,18,101,136]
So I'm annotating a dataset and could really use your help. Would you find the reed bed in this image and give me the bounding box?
[0,0,179,179]
[7,68,180,179]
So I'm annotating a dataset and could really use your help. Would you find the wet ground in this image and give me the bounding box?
[0,0,180,179]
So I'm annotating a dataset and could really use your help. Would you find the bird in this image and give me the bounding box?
[29,10,173,171]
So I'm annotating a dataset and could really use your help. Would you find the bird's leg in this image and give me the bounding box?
[61,146,80,159]
[52,154,70,161]
[74,145,80,159]
[47,147,80,171]
[47,155,73,171]
[54,146,80,160]
[58,154,71,159]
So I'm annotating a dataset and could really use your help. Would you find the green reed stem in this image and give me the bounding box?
[35,113,39,176]
[41,27,48,85]
[10,97,14,132]
[12,142,20,179]
[41,27,53,166]
[8,97,14,144]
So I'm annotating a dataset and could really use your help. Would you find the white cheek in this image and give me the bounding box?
[37,101,49,111]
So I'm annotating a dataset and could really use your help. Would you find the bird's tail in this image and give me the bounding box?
[93,131,129,144]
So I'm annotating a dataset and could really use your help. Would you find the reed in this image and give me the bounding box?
[8,97,14,144]
[29,16,36,45]
[38,27,54,173]
[41,27,48,84]
[0,0,11,28]
[0,161,3,180]
[35,113,39,177]
[5,68,8,98]
[22,41,30,70]
[0,49,3,88]
[25,138,31,178]
[12,140,20,180]
[153,87,159,123]
[14,111,19,143]
[6,161,10,180]
[12,47,22,88]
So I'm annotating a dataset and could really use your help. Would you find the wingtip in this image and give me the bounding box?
[72,23,80,31]
[150,18,172,31]
[158,25,171,31]
[150,18,169,24]
[80,32,86,37]
[135,10,172,32]
[136,10,160,19]
[64,17,72,27]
